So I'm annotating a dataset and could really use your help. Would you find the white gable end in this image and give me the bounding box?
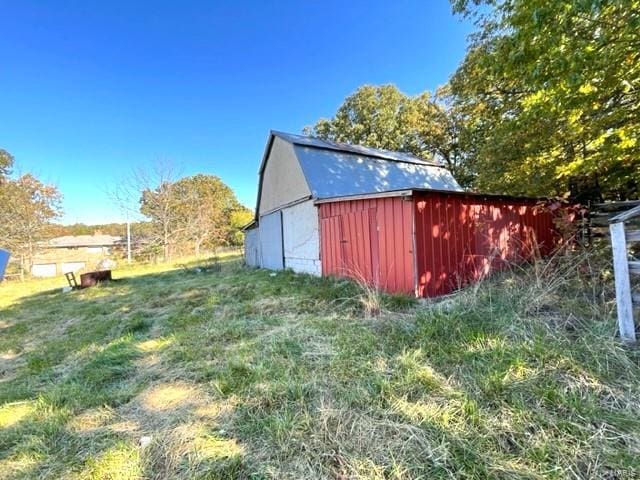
[258,136,311,215]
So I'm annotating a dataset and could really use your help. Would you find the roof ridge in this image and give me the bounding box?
[270,130,442,167]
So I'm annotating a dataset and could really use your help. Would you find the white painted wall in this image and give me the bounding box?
[244,228,261,267]
[32,263,56,278]
[259,137,310,215]
[61,262,86,274]
[282,200,321,275]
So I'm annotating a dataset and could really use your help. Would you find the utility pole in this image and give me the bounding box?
[127,220,132,265]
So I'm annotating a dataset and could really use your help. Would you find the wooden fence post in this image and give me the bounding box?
[609,221,635,342]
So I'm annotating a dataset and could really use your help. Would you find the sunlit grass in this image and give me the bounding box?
[140,383,198,412]
[0,402,34,428]
[79,442,142,480]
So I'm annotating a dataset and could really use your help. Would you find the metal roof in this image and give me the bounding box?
[294,145,462,199]
[241,219,258,231]
[271,131,440,166]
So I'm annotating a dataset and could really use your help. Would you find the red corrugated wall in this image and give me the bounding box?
[318,196,415,294]
[413,192,558,297]
[318,192,560,298]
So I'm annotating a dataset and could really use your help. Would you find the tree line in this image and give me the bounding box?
[45,172,253,260]
[307,0,639,202]
[45,222,142,238]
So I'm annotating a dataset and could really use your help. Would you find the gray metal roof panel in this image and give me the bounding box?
[294,145,462,199]
[271,130,440,166]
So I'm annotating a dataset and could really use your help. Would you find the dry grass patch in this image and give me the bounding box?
[139,382,198,412]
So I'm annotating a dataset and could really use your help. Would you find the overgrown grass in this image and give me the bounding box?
[1,251,639,479]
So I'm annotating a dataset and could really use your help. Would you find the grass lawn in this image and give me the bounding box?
[1,254,639,479]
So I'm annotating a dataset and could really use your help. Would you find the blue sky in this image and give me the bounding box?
[0,1,473,224]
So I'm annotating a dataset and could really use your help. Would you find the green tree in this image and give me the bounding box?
[172,174,249,256]
[450,0,640,201]
[140,180,182,261]
[140,173,249,259]
[306,84,471,185]
[0,149,13,181]
[0,173,63,268]
[229,208,253,246]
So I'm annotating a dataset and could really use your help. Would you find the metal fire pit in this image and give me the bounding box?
[80,270,112,288]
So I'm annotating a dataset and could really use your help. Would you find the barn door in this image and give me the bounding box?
[320,208,379,285]
[259,210,284,270]
[320,215,344,276]
[340,209,378,285]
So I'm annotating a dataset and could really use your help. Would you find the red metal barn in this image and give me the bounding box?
[244,131,565,295]
[318,189,560,297]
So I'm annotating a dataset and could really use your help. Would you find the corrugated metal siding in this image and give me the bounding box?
[319,192,561,298]
[414,192,558,297]
[319,197,415,294]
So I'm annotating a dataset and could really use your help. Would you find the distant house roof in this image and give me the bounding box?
[255,131,463,217]
[46,235,124,248]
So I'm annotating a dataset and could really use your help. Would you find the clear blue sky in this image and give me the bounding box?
[0,1,473,224]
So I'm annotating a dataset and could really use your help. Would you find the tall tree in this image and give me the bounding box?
[0,172,63,268]
[450,0,640,201]
[171,174,248,256]
[306,85,471,185]
[140,178,182,262]
[112,161,182,262]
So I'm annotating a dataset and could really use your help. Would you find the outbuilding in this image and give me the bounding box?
[245,131,560,297]
[31,234,124,278]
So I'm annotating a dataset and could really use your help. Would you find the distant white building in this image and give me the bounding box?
[31,234,124,277]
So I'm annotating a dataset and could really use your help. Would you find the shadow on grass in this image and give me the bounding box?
[0,256,409,478]
[0,258,252,479]
[0,257,426,478]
